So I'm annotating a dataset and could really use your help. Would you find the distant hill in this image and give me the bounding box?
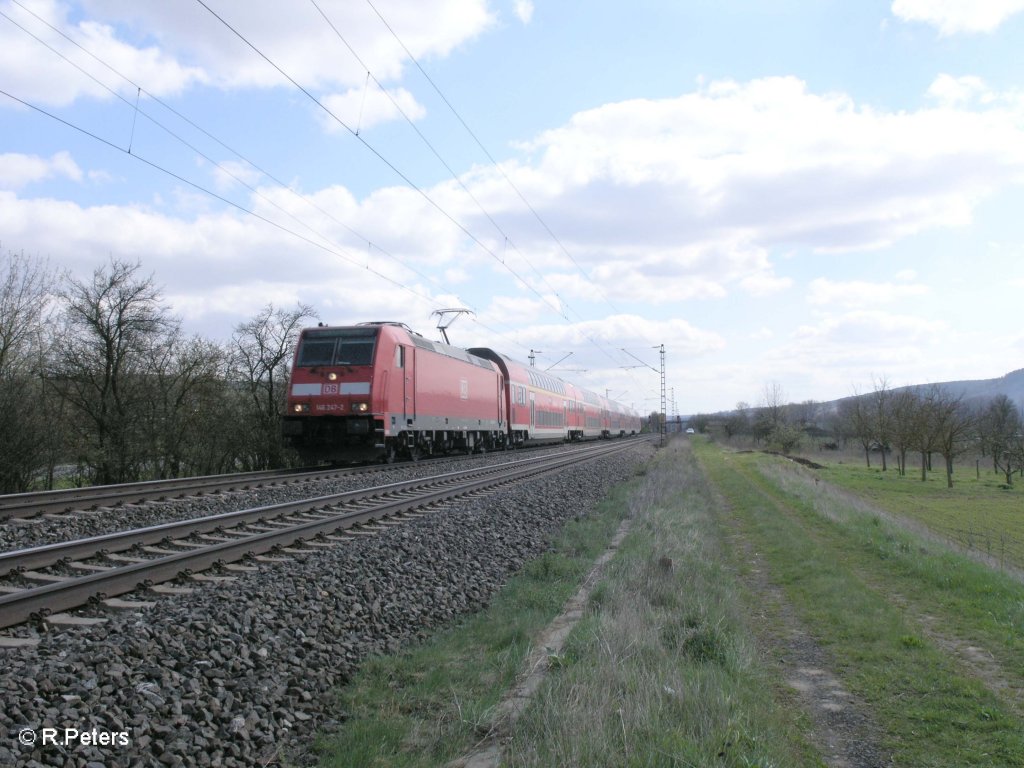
[923,368,1024,405]
[689,369,1024,421]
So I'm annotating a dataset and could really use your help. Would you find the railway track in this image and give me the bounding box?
[0,442,607,522]
[0,440,639,631]
[0,465,365,521]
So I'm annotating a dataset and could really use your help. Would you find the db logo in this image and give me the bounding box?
[323,383,339,394]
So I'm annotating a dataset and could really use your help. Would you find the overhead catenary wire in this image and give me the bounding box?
[0,88,454,312]
[5,2,651,387]
[310,0,571,311]
[2,0,451,303]
[357,0,638,380]
[184,1,575,358]
[307,0,642,379]
[364,0,624,317]
[192,0,571,326]
[0,1,535,358]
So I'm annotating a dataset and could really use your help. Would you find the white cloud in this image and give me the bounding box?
[741,272,793,297]
[443,266,471,285]
[520,314,724,357]
[926,74,991,107]
[754,309,951,400]
[480,295,555,325]
[414,76,1021,319]
[9,74,1021,354]
[211,159,264,193]
[891,0,1024,34]
[0,0,207,106]
[0,188,453,338]
[79,0,492,90]
[513,1,534,24]
[806,278,929,307]
[1,1,492,107]
[320,86,426,133]
[786,310,944,373]
[0,151,82,188]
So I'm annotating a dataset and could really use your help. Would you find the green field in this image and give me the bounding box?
[696,440,1024,766]
[314,439,1024,766]
[792,448,1024,571]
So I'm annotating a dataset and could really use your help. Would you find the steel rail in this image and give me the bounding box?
[0,466,357,521]
[0,457,516,571]
[0,440,611,520]
[0,441,638,629]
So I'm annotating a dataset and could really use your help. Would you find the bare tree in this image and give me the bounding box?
[840,392,874,468]
[54,259,176,484]
[907,385,970,485]
[0,252,53,491]
[723,402,750,439]
[143,333,230,478]
[979,394,1023,485]
[888,388,919,477]
[870,376,893,471]
[761,381,788,431]
[230,303,316,469]
[930,388,974,488]
[791,399,820,430]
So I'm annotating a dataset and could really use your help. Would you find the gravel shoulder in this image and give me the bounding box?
[0,446,647,768]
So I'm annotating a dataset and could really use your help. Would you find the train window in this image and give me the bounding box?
[296,328,377,367]
[395,345,405,369]
[337,337,374,365]
[296,339,336,366]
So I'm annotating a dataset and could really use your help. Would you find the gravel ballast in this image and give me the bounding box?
[0,446,592,554]
[1,444,650,767]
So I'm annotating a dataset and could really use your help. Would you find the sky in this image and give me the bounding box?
[2,0,1023,416]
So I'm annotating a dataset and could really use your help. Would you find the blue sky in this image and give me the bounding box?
[2,0,1023,415]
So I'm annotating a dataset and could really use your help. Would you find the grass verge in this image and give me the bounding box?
[502,441,815,767]
[316,443,816,767]
[314,471,637,767]
[695,439,1024,767]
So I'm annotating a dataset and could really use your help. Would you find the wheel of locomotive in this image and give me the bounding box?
[383,442,398,464]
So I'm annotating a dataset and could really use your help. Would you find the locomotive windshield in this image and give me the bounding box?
[296,327,377,367]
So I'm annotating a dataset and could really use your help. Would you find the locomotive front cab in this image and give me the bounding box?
[282,325,383,462]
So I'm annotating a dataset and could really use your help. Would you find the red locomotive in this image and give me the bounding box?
[282,322,640,463]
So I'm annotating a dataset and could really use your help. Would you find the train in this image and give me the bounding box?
[282,321,641,463]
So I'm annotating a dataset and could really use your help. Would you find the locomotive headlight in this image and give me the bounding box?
[293,403,309,413]
[354,402,369,412]
[327,372,338,381]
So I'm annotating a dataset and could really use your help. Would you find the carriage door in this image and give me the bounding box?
[529,392,536,430]
[398,344,416,426]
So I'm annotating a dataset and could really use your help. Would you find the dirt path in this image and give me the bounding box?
[767,461,1024,720]
[449,518,634,768]
[707,478,891,767]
